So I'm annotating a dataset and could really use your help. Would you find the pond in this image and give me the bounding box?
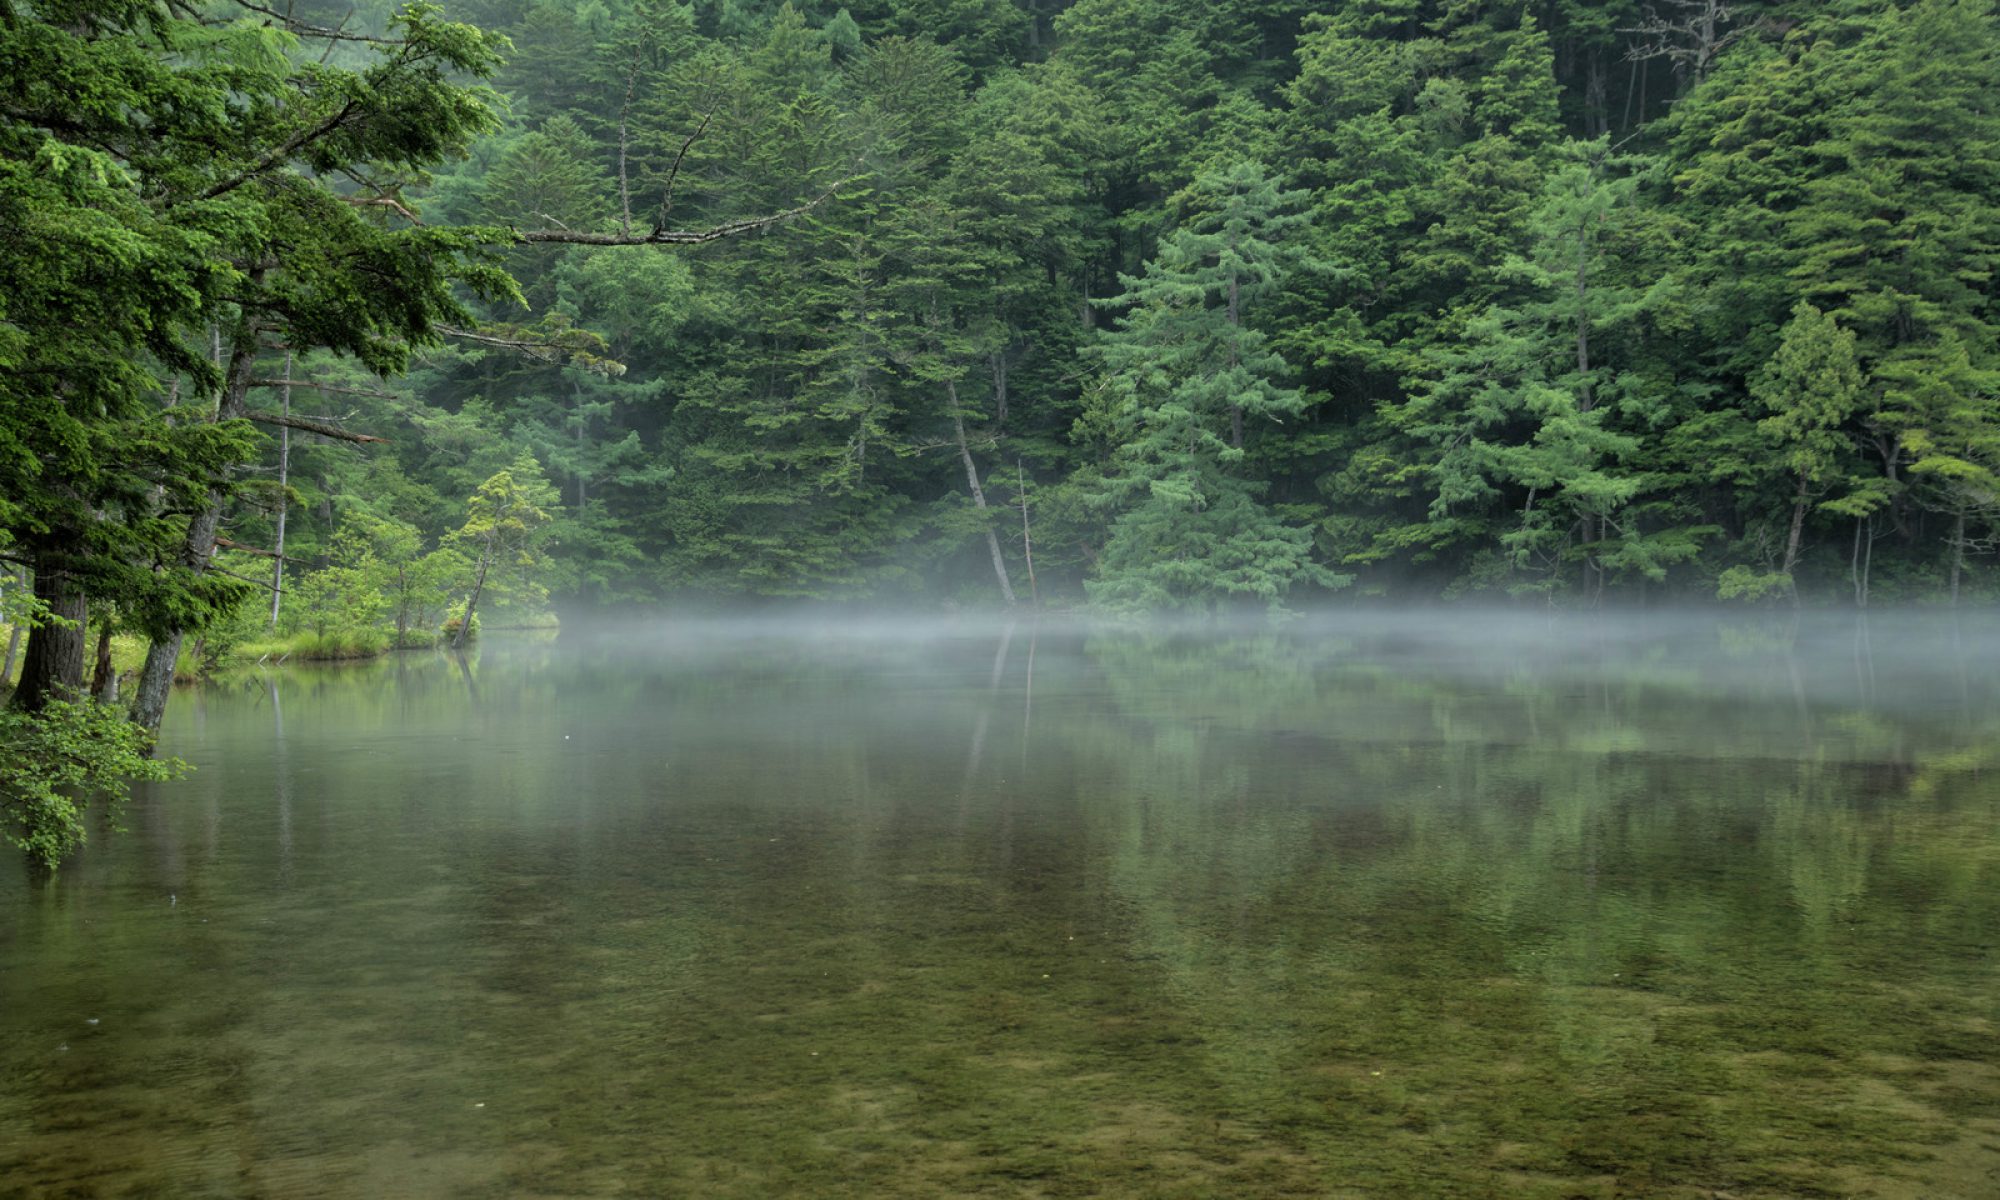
[3,613,1998,1198]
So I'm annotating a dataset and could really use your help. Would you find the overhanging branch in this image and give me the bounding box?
[200,100,360,201]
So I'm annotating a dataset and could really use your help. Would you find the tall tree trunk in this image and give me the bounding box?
[1227,267,1244,448]
[1585,49,1608,137]
[1574,237,1594,413]
[11,564,86,712]
[394,566,412,650]
[90,614,115,701]
[1859,516,1874,608]
[990,349,1009,429]
[1782,472,1810,607]
[270,351,292,627]
[2,568,25,686]
[1017,460,1038,607]
[1851,517,1866,608]
[1950,510,1966,607]
[131,492,226,733]
[133,305,262,736]
[572,374,588,508]
[454,547,491,652]
[616,51,639,237]
[949,383,1017,606]
[1695,0,1720,85]
[1621,52,1639,132]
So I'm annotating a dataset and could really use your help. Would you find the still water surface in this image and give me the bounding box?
[3,615,1999,1198]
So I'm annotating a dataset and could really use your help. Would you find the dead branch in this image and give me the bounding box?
[658,110,714,227]
[346,195,425,225]
[516,178,853,247]
[243,410,389,444]
[434,325,571,364]
[206,563,281,592]
[222,1,401,44]
[212,537,310,563]
[249,378,400,400]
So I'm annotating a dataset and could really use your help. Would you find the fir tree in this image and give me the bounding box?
[1085,163,1342,610]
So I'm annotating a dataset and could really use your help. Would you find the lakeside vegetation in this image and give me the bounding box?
[3,1,1998,841]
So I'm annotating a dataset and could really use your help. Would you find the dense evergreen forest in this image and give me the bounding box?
[4,0,2000,703]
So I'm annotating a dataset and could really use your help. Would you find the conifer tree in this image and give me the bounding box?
[1750,302,1865,597]
[1085,163,1341,610]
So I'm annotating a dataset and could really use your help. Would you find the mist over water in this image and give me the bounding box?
[3,611,1998,1197]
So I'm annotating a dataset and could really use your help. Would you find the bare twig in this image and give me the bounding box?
[657,110,714,227]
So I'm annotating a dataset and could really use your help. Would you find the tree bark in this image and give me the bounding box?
[572,374,588,508]
[991,349,1009,429]
[244,410,387,444]
[1950,510,1966,607]
[2,568,25,686]
[616,49,640,237]
[11,565,86,712]
[1851,517,1866,608]
[1782,472,1810,607]
[1227,266,1244,448]
[453,548,491,651]
[90,614,115,701]
[133,308,262,736]
[270,352,291,627]
[1018,460,1038,607]
[949,383,1017,606]
[1586,49,1608,137]
[1859,516,1874,608]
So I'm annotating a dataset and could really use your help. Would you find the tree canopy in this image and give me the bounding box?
[5,0,1999,697]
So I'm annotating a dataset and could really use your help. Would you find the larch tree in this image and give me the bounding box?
[1749,301,1866,599]
[447,455,558,649]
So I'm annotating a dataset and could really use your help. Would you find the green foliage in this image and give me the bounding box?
[1755,304,1863,484]
[1085,163,1345,610]
[8,0,2000,620]
[0,699,186,871]
[448,454,561,628]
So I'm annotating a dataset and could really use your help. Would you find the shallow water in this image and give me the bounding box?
[4,614,1999,1198]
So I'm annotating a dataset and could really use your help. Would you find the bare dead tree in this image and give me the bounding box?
[1623,1,1743,90]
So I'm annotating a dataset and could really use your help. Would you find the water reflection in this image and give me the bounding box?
[3,616,1998,1197]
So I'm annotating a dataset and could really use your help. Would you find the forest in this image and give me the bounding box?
[4,0,2000,707]
[7,8,2000,1186]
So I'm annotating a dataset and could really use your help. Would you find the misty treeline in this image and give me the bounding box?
[284,0,2000,613]
[5,0,2000,701]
